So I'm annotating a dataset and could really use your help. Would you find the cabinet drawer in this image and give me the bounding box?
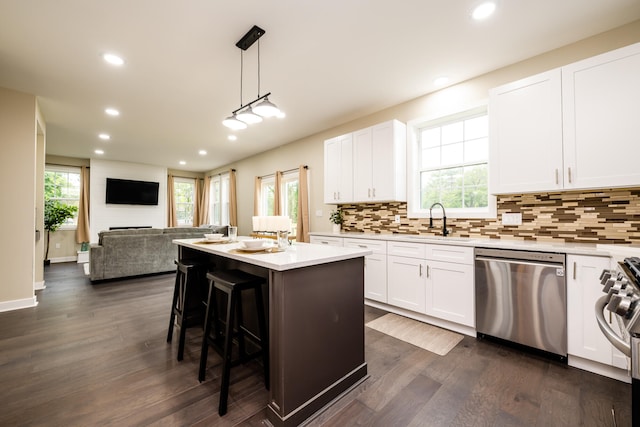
[388,241,426,258]
[425,245,473,264]
[309,236,344,247]
[344,238,387,255]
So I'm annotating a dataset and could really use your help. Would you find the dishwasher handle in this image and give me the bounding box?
[595,295,631,357]
[475,256,564,270]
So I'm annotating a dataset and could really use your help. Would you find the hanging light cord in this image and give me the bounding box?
[239,50,244,108]
[257,39,261,97]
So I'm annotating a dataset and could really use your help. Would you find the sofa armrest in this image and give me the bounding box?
[89,244,104,281]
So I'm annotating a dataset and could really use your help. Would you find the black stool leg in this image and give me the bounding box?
[219,287,237,416]
[176,268,190,361]
[166,271,180,343]
[199,279,215,382]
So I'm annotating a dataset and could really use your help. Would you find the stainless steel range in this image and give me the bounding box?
[597,257,640,424]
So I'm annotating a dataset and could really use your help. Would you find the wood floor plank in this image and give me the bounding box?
[0,263,633,427]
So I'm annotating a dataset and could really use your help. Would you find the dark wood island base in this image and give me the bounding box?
[176,241,369,427]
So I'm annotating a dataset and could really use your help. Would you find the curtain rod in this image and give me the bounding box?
[259,165,308,180]
[207,168,236,179]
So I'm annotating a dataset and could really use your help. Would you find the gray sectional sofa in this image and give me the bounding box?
[89,226,227,281]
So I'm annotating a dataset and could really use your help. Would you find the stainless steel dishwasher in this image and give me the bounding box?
[475,247,567,359]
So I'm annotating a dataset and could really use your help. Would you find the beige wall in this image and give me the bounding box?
[0,87,38,308]
[207,20,640,236]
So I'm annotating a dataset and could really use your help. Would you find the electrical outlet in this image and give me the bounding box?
[394,215,401,223]
[55,243,61,249]
[315,209,323,217]
[502,213,522,226]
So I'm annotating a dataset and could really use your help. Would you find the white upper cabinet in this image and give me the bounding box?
[353,120,407,203]
[489,69,563,194]
[562,42,640,189]
[323,133,353,204]
[489,42,640,194]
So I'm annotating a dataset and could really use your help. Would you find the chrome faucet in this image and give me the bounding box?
[429,202,449,236]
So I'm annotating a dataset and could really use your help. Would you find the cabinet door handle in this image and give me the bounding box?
[419,264,423,277]
[358,244,367,248]
[337,191,340,200]
[372,188,376,197]
[567,167,572,183]
[426,265,430,278]
[573,262,577,280]
[368,188,371,197]
[555,169,559,185]
[321,241,329,244]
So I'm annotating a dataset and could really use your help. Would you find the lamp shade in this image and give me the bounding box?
[253,97,281,117]
[236,107,263,124]
[222,114,248,130]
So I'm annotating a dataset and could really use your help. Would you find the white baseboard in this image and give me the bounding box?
[34,280,46,291]
[50,256,77,264]
[568,355,631,383]
[0,296,38,313]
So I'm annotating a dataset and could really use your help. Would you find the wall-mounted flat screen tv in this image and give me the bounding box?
[105,178,159,205]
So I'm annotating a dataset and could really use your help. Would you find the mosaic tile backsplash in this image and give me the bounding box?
[339,188,640,244]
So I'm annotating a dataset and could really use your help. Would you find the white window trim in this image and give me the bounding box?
[406,106,496,220]
[173,177,196,227]
[209,172,230,226]
[45,164,82,230]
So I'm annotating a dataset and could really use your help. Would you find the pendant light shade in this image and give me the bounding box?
[222,114,248,130]
[236,106,263,124]
[222,25,284,130]
[253,96,281,118]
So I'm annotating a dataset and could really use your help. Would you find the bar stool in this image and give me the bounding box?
[199,269,269,416]
[166,259,209,361]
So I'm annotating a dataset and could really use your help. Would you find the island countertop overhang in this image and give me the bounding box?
[173,238,372,271]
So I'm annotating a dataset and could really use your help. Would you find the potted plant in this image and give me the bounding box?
[44,199,78,265]
[329,209,344,234]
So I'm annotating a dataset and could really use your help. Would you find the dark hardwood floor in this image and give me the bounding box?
[0,262,631,426]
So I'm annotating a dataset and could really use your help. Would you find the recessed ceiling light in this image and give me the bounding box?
[95,149,104,155]
[198,150,207,156]
[103,53,124,66]
[434,76,449,87]
[105,108,120,116]
[98,133,110,140]
[179,160,186,165]
[472,1,497,20]
[228,135,237,141]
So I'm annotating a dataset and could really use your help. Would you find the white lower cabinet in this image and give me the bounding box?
[344,238,387,303]
[567,254,627,369]
[425,260,475,327]
[387,254,426,313]
[309,236,344,247]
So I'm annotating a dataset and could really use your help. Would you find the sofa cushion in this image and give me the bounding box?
[98,228,163,245]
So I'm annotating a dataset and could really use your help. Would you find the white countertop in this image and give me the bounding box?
[173,237,372,271]
[310,231,640,259]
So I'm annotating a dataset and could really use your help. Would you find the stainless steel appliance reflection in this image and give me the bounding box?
[475,248,567,358]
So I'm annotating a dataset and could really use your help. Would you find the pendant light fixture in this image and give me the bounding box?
[222,25,283,130]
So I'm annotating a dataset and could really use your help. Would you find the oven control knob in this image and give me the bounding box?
[615,296,633,317]
[603,278,617,293]
[607,280,627,296]
[600,270,614,284]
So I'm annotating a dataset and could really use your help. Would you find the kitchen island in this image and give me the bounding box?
[173,238,372,427]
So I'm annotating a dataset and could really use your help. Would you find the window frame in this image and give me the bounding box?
[173,177,196,227]
[257,171,300,235]
[209,173,230,226]
[407,106,496,219]
[44,165,82,230]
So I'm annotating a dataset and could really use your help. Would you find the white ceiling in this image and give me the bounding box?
[1,1,640,172]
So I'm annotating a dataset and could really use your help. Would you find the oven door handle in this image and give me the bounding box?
[595,295,631,357]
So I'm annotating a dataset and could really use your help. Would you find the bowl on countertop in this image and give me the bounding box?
[242,239,266,249]
[204,233,224,241]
